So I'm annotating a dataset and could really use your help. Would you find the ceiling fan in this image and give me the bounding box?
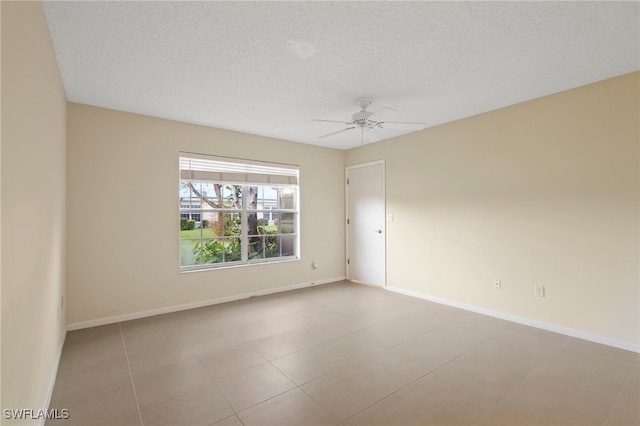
[312,97,425,144]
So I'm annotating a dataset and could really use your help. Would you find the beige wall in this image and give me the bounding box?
[66,104,345,325]
[1,1,68,420]
[346,72,640,350]
[1,2,637,416]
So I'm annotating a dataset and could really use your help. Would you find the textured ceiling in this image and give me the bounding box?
[42,1,639,150]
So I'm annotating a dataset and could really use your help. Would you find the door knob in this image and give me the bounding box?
[373,229,382,234]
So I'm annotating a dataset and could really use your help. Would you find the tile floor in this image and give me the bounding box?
[47,281,639,426]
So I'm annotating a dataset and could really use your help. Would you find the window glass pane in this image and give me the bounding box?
[200,215,218,238]
[207,212,221,237]
[248,236,264,260]
[181,180,197,196]
[179,181,189,198]
[280,212,295,234]
[180,211,201,234]
[265,235,280,258]
[200,197,215,210]
[180,239,201,266]
[200,239,221,264]
[281,235,295,257]
[198,238,240,264]
[260,212,276,234]
[198,182,216,210]
[180,182,199,207]
[179,226,203,238]
[206,212,241,237]
[222,212,241,236]
[246,186,258,210]
[247,212,260,236]
[262,186,277,211]
[200,213,213,233]
[223,185,242,209]
[256,186,266,207]
[279,187,296,210]
[248,235,284,259]
[224,238,242,262]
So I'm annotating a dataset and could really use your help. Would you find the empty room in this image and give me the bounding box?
[1,1,639,426]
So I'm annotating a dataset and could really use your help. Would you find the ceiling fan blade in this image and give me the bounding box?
[318,126,357,139]
[312,119,351,124]
[368,106,398,119]
[364,127,382,143]
[379,121,425,130]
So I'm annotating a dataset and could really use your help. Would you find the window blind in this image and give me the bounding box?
[179,153,299,185]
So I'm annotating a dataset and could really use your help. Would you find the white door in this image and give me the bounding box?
[346,161,385,287]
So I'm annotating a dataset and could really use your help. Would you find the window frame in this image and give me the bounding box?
[179,154,299,272]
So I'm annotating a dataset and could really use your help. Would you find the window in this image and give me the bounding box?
[179,153,299,270]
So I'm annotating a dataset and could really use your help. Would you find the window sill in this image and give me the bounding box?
[179,257,300,274]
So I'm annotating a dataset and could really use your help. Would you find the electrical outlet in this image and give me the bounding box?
[493,279,501,290]
[535,285,545,298]
[312,260,318,269]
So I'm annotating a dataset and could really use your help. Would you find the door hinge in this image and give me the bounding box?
[347,259,350,264]
[347,219,350,225]
[347,178,349,184]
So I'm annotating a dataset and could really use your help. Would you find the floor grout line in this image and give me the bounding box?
[119,322,145,426]
[54,282,638,426]
[164,313,243,421]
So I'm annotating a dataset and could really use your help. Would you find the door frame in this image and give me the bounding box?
[345,160,386,288]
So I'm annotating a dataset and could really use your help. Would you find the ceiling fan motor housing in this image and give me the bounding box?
[352,97,376,125]
[352,111,374,123]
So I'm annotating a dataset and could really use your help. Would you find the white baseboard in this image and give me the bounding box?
[386,285,639,354]
[67,276,345,331]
